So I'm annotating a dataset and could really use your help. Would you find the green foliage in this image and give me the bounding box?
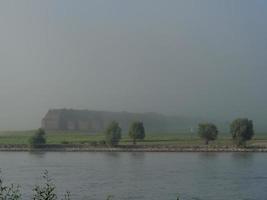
[98,140,106,146]
[106,195,114,200]
[0,171,110,200]
[129,121,146,144]
[33,170,57,200]
[89,141,97,146]
[0,171,21,200]
[29,128,46,147]
[33,170,71,200]
[61,141,70,144]
[230,118,254,146]
[0,129,264,147]
[0,170,195,200]
[0,170,70,200]
[104,121,122,146]
[198,123,218,145]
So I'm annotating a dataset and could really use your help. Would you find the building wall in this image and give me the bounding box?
[78,121,89,131]
[42,109,183,132]
[66,121,77,130]
[42,119,59,130]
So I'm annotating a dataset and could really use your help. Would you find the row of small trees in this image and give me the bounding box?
[28,121,146,147]
[198,118,254,146]
[105,121,145,146]
[29,118,254,147]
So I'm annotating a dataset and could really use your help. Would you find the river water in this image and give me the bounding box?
[0,152,266,200]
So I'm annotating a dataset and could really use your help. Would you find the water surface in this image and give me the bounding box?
[0,152,266,200]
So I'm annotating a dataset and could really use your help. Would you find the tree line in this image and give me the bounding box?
[198,118,254,146]
[104,121,145,146]
[29,121,146,147]
[29,118,254,147]
[104,117,255,147]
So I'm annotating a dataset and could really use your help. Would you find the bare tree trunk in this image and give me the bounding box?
[205,139,209,145]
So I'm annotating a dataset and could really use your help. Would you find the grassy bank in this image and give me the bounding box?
[0,130,267,147]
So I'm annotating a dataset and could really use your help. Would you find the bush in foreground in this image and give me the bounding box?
[0,171,21,200]
[0,170,70,200]
[0,170,182,200]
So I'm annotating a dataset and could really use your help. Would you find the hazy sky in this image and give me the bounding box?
[0,0,267,130]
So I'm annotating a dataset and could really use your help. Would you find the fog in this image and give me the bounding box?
[0,0,266,131]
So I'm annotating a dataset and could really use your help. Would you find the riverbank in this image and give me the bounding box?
[1,131,267,152]
[0,144,267,152]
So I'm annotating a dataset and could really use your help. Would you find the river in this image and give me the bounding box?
[0,152,266,200]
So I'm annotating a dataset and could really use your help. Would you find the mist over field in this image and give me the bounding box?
[0,0,266,131]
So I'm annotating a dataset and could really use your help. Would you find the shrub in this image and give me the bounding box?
[0,171,21,200]
[0,170,70,200]
[29,128,46,147]
[104,121,122,146]
[0,170,183,199]
[33,170,57,200]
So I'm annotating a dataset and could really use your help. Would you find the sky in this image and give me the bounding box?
[0,0,267,130]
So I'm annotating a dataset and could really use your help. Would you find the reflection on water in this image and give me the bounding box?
[28,151,46,158]
[129,152,145,159]
[231,152,254,160]
[197,152,219,159]
[105,152,121,158]
[0,152,267,200]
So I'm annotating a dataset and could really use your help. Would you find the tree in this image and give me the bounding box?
[129,121,145,145]
[230,118,254,146]
[29,128,46,147]
[104,121,122,146]
[198,123,218,145]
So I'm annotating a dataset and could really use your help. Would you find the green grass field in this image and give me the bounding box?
[0,130,267,146]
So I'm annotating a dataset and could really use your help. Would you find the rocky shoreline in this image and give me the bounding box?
[0,144,266,152]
